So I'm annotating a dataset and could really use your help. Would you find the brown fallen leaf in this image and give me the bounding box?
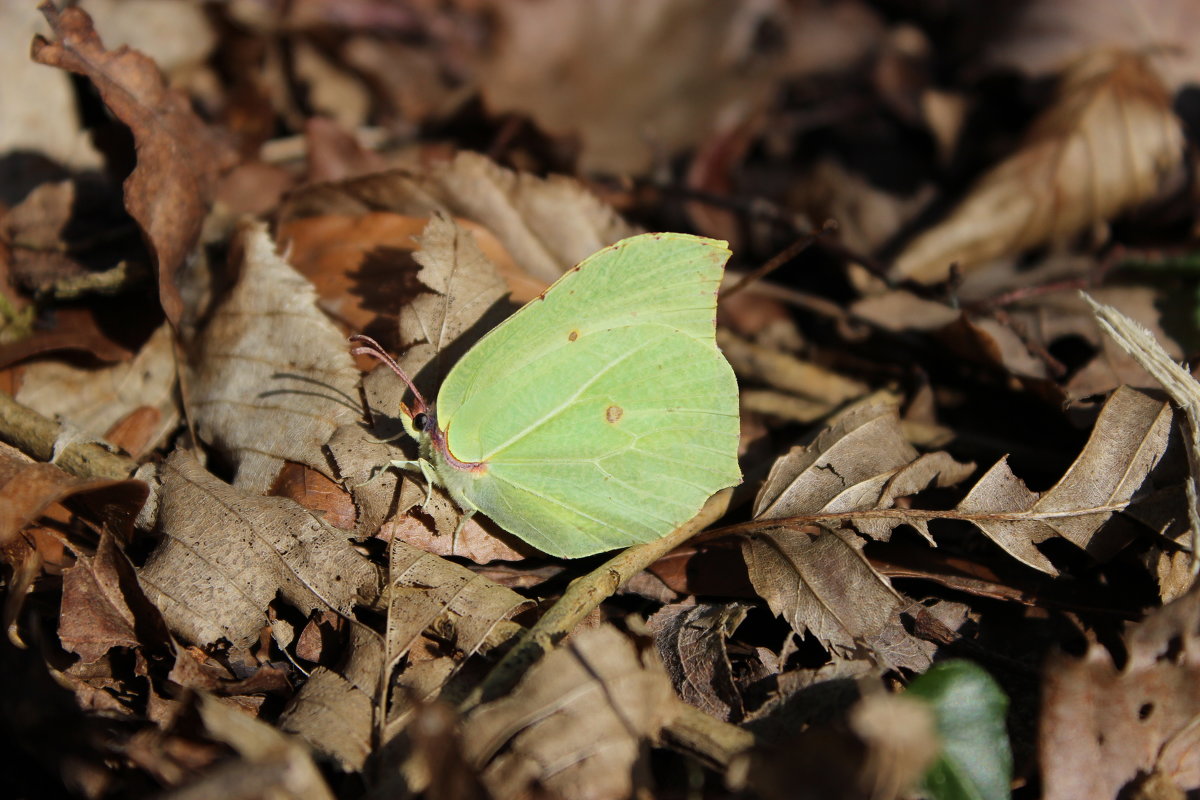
[279,538,529,769]
[16,323,178,460]
[955,384,1174,573]
[382,539,533,732]
[189,222,361,493]
[892,50,1184,283]
[1040,585,1200,799]
[0,441,146,546]
[648,601,750,723]
[744,404,974,660]
[280,151,639,292]
[279,622,383,771]
[462,624,676,800]
[30,3,239,326]
[181,691,336,800]
[137,450,380,649]
[396,213,513,396]
[59,531,164,665]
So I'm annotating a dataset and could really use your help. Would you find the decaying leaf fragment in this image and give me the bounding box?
[278,622,382,772]
[648,601,750,723]
[190,222,361,493]
[1040,586,1200,799]
[892,50,1184,283]
[137,450,380,649]
[461,624,676,800]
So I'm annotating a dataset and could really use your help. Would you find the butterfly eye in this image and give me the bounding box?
[413,412,430,431]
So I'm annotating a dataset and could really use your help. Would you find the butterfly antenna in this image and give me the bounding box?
[349,334,429,414]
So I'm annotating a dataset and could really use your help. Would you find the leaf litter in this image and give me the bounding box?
[3,2,1200,799]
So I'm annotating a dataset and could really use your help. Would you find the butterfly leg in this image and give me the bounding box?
[451,509,476,555]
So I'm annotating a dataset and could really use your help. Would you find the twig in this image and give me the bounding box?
[0,392,135,480]
[459,489,733,711]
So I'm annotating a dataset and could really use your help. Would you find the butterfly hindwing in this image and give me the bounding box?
[432,233,740,558]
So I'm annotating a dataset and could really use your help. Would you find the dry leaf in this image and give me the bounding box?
[397,213,513,394]
[16,323,178,459]
[59,532,164,665]
[956,385,1174,573]
[184,691,335,800]
[462,624,676,800]
[190,222,361,493]
[280,540,529,768]
[278,622,383,771]
[0,442,145,546]
[986,0,1200,94]
[892,50,1183,283]
[1040,586,1200,799]
[30,3,238,326]
[281,151,639,291]
[383,539,533,730]
[137,450,380,649]
[0,3,101,172]
[745,405,974,658]
[648,601,750,722]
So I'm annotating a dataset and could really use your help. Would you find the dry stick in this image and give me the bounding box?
[0,391,135,480]
[719,220,835,301]
[460,488,734,712]
[1081,293,1200,576]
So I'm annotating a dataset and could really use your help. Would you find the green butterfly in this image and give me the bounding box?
[352,232,741,558]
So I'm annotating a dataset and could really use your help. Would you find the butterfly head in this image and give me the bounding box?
[350,333,434,440]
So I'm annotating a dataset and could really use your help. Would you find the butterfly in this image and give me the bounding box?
[352,232,741,558]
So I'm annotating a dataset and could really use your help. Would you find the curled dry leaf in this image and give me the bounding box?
[892,50,1184,283]
[59,532,167,665]
[137,450,380,649]
[462,624,676,800]
[648,601,750,723]
[190,222,361,493]
[30,3,239,326]
[0,442,146,546]
[1040,586,1200,799]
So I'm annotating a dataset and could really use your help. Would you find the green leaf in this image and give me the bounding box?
[906,660,1012,800]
